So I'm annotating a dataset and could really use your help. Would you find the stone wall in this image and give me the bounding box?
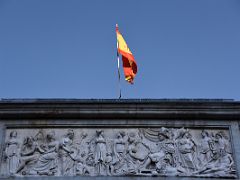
[0,99,240,180]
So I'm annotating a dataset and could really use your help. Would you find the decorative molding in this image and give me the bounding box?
[1,99,240,120]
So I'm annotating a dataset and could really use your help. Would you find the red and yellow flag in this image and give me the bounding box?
[116,24,137,84]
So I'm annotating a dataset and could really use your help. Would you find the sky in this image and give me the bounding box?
[0,0,240,100]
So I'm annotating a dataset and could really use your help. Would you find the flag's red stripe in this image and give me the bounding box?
[118,49,135,62]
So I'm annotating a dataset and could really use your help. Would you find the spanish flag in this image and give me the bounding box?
[116,24,137,84]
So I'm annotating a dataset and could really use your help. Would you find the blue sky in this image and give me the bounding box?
[0,0,240,100]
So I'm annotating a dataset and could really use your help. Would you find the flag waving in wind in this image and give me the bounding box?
[116,24,137,84]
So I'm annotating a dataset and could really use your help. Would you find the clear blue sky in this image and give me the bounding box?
[0,0,240,99]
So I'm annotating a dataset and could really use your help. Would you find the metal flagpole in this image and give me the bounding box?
[116,24,122,99]
[117,41,122,99]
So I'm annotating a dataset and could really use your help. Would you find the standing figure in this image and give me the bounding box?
[114,131,127,157]
[60,130,78,176]
[198,130,212,167]
[75,131,90,175]
[177,130,197,174]
[5,131,20,175]
[94,130,107,175]
[112,131,128,175]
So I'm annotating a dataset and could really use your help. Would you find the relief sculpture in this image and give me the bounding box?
[4,131,20,175]
[1,127,236,178]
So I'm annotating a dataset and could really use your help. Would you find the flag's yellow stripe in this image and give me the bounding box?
[117,32,132,55]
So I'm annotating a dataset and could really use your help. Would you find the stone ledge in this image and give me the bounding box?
[0,99,240,120]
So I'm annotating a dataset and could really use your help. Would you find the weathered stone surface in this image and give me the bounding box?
[0,99,239,180]
[1,127,236,178]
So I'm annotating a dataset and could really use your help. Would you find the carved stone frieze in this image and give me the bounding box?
[1,127,236,178]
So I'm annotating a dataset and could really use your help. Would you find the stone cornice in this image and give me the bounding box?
[0,99,240,120]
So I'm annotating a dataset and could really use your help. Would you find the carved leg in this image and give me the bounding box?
[139,157,151,170]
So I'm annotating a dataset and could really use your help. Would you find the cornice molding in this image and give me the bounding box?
[0,99,239,120]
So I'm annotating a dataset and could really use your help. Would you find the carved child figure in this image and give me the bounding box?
[155,154,179,175]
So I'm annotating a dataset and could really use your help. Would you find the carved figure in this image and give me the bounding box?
[155,154,179,175]
[76,162,90,175]
[195,131,235,176]
[140,128,176,175]
[73,131,89,175]
[31,131,59,175]
[75,151,90,175]
[16,136,41,175]
[5,131,20,175]
[113,131,127,156]
[125,132,150,175]
[176,130,197,174]
[105,152,113,175]
[197,130,212,167]
[94,130,107,175]
[78,131,89,162]
[60,129,78,176]
[111,131,128,175]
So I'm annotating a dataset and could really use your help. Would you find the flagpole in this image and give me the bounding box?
[117,52,122,99]
[116,24,122,99]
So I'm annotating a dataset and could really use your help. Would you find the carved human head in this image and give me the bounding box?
[201,130,209,138]
[81,131,87,139]
[215,132,223,139]
[10,131,17,138]
[158,128,169,141]
[163,154,172,165]
[96,130,104,136]
[117,132,122,138]
[47,131,55,140]
[158,133,167,141]
[117,131,125,139]
[128,132,137,143]
[184,131,192,139]
[67,129,74,139]
[119,131,126,137]
[34,130,45,142]
[24,136,34,146]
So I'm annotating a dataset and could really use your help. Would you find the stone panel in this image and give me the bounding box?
[1,127,236,178]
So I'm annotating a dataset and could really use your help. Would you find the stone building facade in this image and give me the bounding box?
[0,99,240,180]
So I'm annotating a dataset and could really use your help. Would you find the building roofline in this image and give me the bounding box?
[0,98,238,104]
[0,98,239,120]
